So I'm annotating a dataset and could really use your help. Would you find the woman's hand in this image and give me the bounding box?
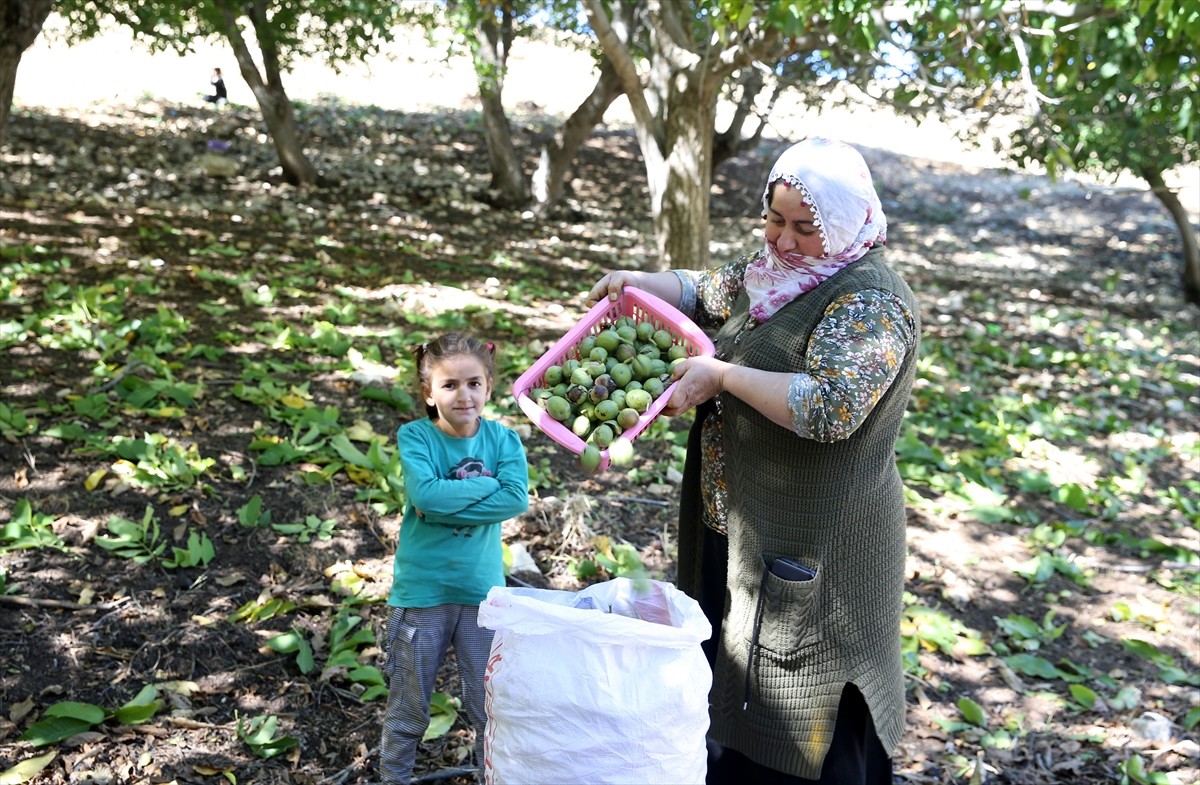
[586,271,646,306]
[662,355,729,416]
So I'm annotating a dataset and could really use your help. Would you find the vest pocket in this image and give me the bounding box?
[747,560,823,655]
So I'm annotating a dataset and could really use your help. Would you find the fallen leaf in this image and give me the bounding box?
[0,750,57,784]
[193,764,235,776]
[84,468,107,491]
[157,681,201,699]
[8,698,35,724]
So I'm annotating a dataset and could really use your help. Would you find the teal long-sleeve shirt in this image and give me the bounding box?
[389,417,529,608]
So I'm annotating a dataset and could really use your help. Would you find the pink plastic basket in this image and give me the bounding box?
[512,287,716,470]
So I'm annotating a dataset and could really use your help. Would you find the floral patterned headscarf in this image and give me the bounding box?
[744,137,887,322]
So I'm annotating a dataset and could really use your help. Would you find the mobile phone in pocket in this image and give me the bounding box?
[769,557,816,582]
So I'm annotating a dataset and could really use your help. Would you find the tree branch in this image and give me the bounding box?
[1005,19,1062,115]
[650,0,697,58]
[582,0,664,168]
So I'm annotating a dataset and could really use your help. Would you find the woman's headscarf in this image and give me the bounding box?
[743,137,887,322]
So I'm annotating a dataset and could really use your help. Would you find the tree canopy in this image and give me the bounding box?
[864,0,1199,299]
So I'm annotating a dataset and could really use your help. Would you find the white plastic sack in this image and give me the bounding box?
[478,578,712,785]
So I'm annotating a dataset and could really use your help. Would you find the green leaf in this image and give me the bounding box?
[268,630,314,674]
[43,422,87,440]
[164,531,215,568]
[995,614,1041,641]
[18,716,95,746]
[424,692,459,741]
[1158,665,1200,687]
[330,433,369,466]
[1121,638,1176,668]
[1013,553,1056,584]
[0,750,58,784]
[113,702,160,725]
[295,638,315,674]
[737,2,753,28]
[360,384,413,412]
[360,683,388,702]
[238,495,266,526]
[1052,482,1092,513]
[1068,683,1098,709]
[43,701,106,724]
[957,697,988,727]
[237,714,299,760]
[113,685,162,725]
[1109,685,1142,711]
[268,630,305,654]
[348,665,386,689]
[1004,653,1065,680]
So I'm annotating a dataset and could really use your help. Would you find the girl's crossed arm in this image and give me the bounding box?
[399,426,499,518]
[420,430,529,526]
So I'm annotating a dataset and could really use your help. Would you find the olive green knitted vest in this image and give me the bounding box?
[677,251,921,779]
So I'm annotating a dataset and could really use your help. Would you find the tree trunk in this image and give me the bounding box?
[0,0,52,148]
[583,0,713,272]
[479,88,527,206]
[1142,166,1200,307]
[531,58,624,213]
[474,9,528,207]
[584,0,786,273]
[252,80,318,187]
[216,0,319,187]
[652,74,719,271]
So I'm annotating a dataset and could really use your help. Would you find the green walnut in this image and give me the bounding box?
[545,395,572,422]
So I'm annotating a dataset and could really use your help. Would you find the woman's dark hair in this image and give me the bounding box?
[764,179,778,217]
[415,332,496,419]
[763,179,787,218]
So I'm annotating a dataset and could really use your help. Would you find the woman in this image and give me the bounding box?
[586,137,921,784]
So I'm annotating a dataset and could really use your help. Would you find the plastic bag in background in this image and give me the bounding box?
[478,578,712,785]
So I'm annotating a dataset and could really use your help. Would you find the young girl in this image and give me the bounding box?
[380,332,530,784]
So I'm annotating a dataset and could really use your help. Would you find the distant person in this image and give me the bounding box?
[379,332,530,785]
[203,68,227,105]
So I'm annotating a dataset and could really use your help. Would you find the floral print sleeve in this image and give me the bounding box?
[789,289,917,442]
[673,253,758,330]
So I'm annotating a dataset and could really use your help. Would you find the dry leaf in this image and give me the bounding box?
[9,697,35,723]
[157,680,200,697]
